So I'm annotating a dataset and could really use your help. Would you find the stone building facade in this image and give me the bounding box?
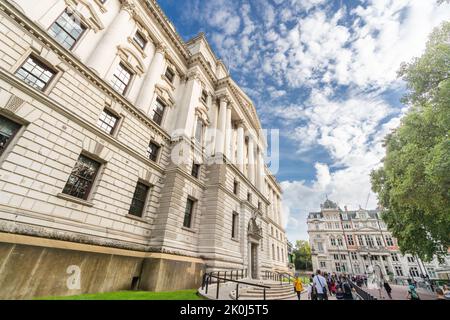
[0,0,288,299]
[308,199,450,281]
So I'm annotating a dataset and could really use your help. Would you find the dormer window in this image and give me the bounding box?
[164,67,175,83]
[133,31,147,50]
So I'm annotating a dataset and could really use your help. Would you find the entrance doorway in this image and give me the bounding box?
[250,243,258,279]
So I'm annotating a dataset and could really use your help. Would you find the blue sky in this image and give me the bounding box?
[157,0,450,242]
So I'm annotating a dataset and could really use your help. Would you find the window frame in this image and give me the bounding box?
[0,114,23,160]
[97,108,120,135]
[191,162,200,179]
[48,8,87,51]
[15,54,57,92]
[164,67,175,84]
[62,154,102,201]
[133,30,147,50]
[147,141,161,163]
[128,181,150,218]
[151,98,166,126]
[111,62,133,95]
[183,197,196,229]
[231,211,239,239]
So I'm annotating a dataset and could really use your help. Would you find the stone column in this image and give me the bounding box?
[215,96,228,155]
[236,121,245,172]
[256,148,261,189]
[135,43,166,114]
[247,135,255,184]
[86,0,135,78]
[225,105,232,159]
[205,94,216,156]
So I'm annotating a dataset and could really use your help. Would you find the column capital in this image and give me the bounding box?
[120,0,137,15]
[154,42,167,54]
[234,119,245,128]
[218,94,230,104]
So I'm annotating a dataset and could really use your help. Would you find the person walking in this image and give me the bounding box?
[293,276,304,300]
[307,277,317,300]
[406,282,420,300]
[313,270,328,300]
[342,277,354,300]
[383,280,393,299]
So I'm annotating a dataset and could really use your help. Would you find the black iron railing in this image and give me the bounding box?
[349,280,377,300]
[201,270,271,300]
[263,271,295,285]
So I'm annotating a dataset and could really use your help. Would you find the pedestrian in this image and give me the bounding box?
[435,288,446,300]
[313,269,328,300]
[307,277,317,300]
[406,282,420,300]
[330,280,337,295]
[335,287,344,300]
[293,276,304,300]
[383,280,393,299]
[443,284,450,299]
[342,277,354,300]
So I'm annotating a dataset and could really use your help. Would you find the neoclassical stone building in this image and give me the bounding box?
[0,0,288,299]
[308,199,450,281]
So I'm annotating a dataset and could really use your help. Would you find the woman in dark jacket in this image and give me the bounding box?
[383,281,392,299]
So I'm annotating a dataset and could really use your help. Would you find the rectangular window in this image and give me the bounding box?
[333,254,339,260]
[147,141,160,162]
[128,182,149,217]
[395,266,404,276]
[351,252,358,260]
[357,235,364,246]
[337,237,343,246]
[391,253,399,262]
[354,264,361,274]
[376,236,383,246]
[133,31,147,50]
[0,116,21,157]
[407,256,415,263]
[183,198,195,228]
[111,63,132,95]
[347,235,355,246]
[15,56,56,91]
[335,263,341,272]
[247,192,252,202]
[62,154,100,200]
[164,67,175,83]
[191,163,200,178]
[194,119,203,144]
[385,236,394,246]
[409,267,419,277]
[365,235,375,248]
[330,238,336,246]
[320,261,326,268]
[97,109,119,134]
[231,212,238,239]
[258,201,262,210]
[151,99,166,126]
[341,254,347,260]
[49,9,86,50]
[233,180,239,195]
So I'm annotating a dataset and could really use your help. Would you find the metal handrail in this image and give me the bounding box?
[349,280,377,300]
[201,270,270,300]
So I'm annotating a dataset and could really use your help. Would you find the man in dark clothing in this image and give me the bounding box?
[383,281,393,299]
[342,277,354,300]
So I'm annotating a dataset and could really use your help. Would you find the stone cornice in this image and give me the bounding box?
[141,0,191,62]
[0,0,171,142]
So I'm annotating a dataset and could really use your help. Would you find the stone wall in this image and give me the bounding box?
[0,233,205,299]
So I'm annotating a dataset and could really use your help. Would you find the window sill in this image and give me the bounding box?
[125,214,149,223]
[181,226,197,234]
[161,75,175,90]
[57,193,94,207]
[231,237,240,243]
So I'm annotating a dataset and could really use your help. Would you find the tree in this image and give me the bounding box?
[371,22,450,262]
[293,240,312,271]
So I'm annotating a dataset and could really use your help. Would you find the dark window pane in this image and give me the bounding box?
[48,9,86,50]
[147,142,160,162]
[0,116,21,156]
[128,182,149,217]
[191,163,200,178]
[15,56,56,91]
[183,198,194,228]
[62,155,100,200]
[151,99,166,126]
[165,67,175,83]
[111,63,132,95]
[97,109,119,134]
[133,31,147,50]
[232,213,238,238]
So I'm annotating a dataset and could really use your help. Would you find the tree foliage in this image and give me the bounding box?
[293,240,312,271]
[371,22,450,262]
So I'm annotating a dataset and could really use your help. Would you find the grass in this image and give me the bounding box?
[37,289,205,300]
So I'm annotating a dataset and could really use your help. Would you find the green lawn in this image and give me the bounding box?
[37,289,205,300]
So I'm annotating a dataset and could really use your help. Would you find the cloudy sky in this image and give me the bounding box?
[158,0,450,242]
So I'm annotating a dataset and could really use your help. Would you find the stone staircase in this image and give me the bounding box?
[198,279,299,300]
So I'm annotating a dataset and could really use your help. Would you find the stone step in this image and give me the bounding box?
[236,291,297,300]
[246,287,296,294]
